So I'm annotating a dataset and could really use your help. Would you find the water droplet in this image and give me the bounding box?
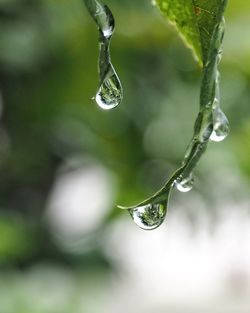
[175,173,194,193]
[95,69,123,110]
[129,203,167,230]
[84,0,123,109]
[210,108,229,142]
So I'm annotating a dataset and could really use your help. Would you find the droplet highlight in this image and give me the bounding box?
[210,108,229,142]
[175,173,194,193]
[84,0,114,38]
[84,0,123,110]
[129,203,167,230]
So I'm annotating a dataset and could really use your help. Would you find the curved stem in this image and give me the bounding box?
[120,0,228,211]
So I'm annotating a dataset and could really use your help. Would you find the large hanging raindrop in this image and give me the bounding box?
[84,0,123,110]
[129,203,167,230]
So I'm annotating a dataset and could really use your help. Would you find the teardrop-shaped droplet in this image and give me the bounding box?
[84,0,123,110]
[129,203,167,230]
[175,173,194,193]
[95,69,122,110]
[210,108,229,142]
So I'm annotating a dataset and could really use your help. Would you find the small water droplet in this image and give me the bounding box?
[210,108,229,142]
[175,173,194,193]
[129,203,167,230]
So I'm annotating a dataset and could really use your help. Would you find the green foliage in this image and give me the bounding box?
[0,0,249,267]
[0,0,249,310]
[155,0,227,65]
[0,215,37,263]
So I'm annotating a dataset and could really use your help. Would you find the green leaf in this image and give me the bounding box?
[154,0,227,65]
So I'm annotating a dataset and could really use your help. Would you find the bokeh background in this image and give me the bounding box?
[0,0,250,312]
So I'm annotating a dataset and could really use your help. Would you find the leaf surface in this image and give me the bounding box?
[155,0,227,65]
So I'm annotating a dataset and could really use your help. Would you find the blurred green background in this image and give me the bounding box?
[0,1,250,312]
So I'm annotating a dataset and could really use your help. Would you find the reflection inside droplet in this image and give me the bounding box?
[210,108,229,142]
[95,71,123,110]
[129,203,167,230]
[175,173,194,193]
